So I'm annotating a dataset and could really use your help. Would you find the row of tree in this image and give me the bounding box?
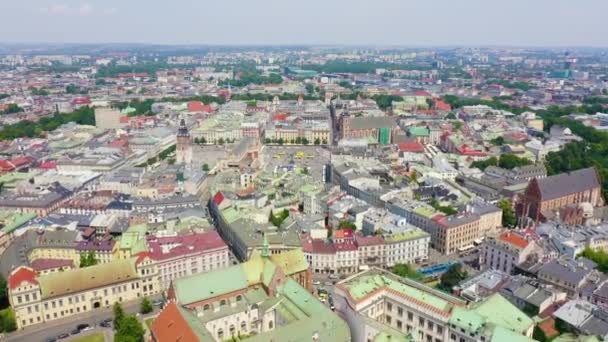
[470,154,533,171]
[0,106,95,141]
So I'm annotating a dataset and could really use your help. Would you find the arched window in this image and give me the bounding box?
[217,329,224,339]
[229,324,236,335]
[236,295,242,302]
[203,304,210,311]
[268,320,274,330]
[220,299,227,306]
[241,321,247,331]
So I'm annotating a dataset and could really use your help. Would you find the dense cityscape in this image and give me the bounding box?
[1,15,608,342]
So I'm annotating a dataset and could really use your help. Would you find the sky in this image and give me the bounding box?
[1,0,607,47]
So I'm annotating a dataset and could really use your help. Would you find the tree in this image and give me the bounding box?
[392,264,423,281]
[497,199,516,228]
[140,297,153,314]
[490,136,505,146]
[0,308,16,332]
[202,163,210,172]
[580,247,608,273]
[66,84,78,94]
[0,275,6,309]
[302,138,309,145]
[470,157,498,171]
[498,154,532,169]
[338,220,356,231]
[440,264,468,291]
[445,113,457,120]
[265,138,271,144]
[113,302,125,331]
[277,138,284,145]
[451,121,463,131]
[114,315,145,342]
[200,137,206,144]
[314,138,321,145]
[79,250,98,267]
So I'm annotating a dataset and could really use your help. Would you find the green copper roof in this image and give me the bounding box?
[490,326,535,342]
[343,274,454,313]
[473,294,533,335]
[174,265,248,305]
[450,306,486,334]
[0,211,35,234]
[408,127,430,136]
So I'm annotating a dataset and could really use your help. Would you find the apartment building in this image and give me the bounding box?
[479,231,538,274]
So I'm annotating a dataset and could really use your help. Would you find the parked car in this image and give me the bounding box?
[152,300,164,307]
[77,323,91,331]
[312,280,321,286]
[46,337,58,342]
[57,333,69,339]
[70,328,80,335]
[99,318,112,328]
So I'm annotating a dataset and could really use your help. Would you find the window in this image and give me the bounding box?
[437,326,443,334]
[236,295,242,302]
[229,325,236,336]
[398,307,403,317]
[17,296,22,304]
[217,329,224,339]
[268,320,274,330]
[220,299,227,306]
[419,317,425,326]
[387,303,392,311]
[203,304,210,311]
[428,321,434,330]
[397,320,402,329]
[241,321,247,331]
[408,312,413,321]
[451,333,456,341]
[386,315,392,324]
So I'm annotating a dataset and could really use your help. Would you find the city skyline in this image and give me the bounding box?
[1,0,607,47]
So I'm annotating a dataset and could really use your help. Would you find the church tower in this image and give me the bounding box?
[176,118,192,165]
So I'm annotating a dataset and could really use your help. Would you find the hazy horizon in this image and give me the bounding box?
[2,0,608,47]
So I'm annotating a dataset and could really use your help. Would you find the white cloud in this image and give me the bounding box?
[40,3,117,16]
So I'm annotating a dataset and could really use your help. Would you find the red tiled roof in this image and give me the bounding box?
[398,141,425,153]
[71,97,91,105]
[334,229,353,239]
[434,99,452,111]
[151,302,199,342]
[10,156,33,167]
[146,231,227,261]
[8,267,38,289]
[187,101,213,113]
[38,160,57,170]
[414,91,431,97]
[499,232,529,249]
[272,113,289,121]
[0,160,15,172]
[212,192,224,206]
